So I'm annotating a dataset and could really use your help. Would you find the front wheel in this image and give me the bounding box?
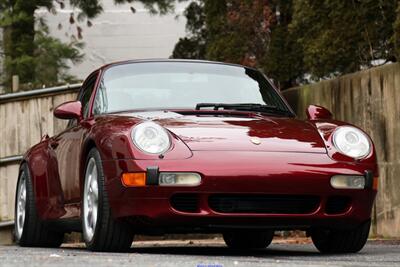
[311,220,371,253]
[82,148,134,252]
[223,230,274,249]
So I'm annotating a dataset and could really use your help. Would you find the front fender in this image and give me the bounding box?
[89,116,193,161]
[309,120,378,175]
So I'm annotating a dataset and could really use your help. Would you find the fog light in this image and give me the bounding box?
[159,173,201,186]
[330,175,365,189]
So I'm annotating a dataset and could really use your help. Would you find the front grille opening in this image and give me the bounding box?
[325,196,352,214]
[170,194,199,213]
[208,194,320,214]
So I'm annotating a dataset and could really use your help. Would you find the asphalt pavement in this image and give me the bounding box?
[0,239,399,267]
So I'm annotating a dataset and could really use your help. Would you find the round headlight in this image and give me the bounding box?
[131,121,171,154]
[332,126,371,159]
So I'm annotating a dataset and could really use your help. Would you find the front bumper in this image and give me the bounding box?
[102,151,377,231]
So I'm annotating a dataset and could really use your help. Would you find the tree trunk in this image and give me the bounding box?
[3,1,36,89]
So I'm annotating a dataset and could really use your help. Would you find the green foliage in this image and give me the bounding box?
[1,0,37,86]
[394,3,400,60]
[172,0,301,87]
[206,0,273,66]
[34,26,84,86]
[291,0,397,80]
[262,0,304,88]
[69,0,176,19]
[173,0,400,89]
[171,1,206,59]
[0,0,176,92]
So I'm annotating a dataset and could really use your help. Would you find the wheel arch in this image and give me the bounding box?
[19,142,65,220]
[80,138,97,188]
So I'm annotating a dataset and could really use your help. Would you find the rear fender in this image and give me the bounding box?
[23,141,66,220]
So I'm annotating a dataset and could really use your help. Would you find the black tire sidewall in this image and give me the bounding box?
[14,164,28,244]
[82,147,134,252]
[82,148,105,249]
[14,163,37,245]
[311,220,371,253]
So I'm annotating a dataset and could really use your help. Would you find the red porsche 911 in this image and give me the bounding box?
[14,60,377,253]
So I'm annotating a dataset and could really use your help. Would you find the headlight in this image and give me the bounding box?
[332,126,371,159]
[131,121,171,154]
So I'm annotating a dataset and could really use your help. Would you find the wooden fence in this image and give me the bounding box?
[0,84,81,229]
[282,63,400,238]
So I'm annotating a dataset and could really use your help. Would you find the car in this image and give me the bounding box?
[14,59,377,253]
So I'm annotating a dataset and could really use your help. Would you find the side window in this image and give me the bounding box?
[93,80,108,115]
[79,73,98,118]
[66,73,98,128]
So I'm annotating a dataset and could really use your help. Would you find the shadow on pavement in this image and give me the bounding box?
[129,245,320,257]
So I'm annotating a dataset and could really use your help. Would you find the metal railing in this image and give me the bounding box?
[0,155,23,166]
[0,83,81,103]
[0,220,14,228]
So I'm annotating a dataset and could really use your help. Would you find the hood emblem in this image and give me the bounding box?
[250,137,262,145]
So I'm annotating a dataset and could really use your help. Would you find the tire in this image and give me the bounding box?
[223,230,274,249]
[14,163,64,247]
[311,220,371,254]
[82,148,134,252]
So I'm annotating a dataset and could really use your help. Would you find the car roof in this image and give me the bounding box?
[97,59,254,72]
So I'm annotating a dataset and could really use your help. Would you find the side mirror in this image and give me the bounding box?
[54,101,82,120]
[306,105,332,120]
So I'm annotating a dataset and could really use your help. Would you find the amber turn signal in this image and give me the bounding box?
[122,172,146,187]
[373,177,379,190]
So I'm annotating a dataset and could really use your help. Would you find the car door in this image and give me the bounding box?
[51,72,99,205]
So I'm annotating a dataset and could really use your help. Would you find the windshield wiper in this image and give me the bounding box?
[195,103,293,116]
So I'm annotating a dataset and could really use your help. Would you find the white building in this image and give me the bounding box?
[37,0,188,80]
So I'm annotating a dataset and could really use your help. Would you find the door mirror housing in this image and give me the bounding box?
[306,105,333,120]
[54,101,82,120]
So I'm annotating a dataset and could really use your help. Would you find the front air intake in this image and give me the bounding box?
[325,196,352,214]
[208,194,320,214]
[170,194,199,213]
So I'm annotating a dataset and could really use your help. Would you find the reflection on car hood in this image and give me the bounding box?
[119,111,327,153]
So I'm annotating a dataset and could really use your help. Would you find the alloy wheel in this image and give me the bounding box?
[15,173,26,240]
[83,158,99,243]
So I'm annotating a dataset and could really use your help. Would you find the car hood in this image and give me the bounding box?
[118,111,327,153]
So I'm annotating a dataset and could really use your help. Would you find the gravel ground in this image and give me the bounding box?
[0,239,399,267]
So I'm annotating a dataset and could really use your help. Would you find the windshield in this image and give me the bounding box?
[92,61,291,115]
